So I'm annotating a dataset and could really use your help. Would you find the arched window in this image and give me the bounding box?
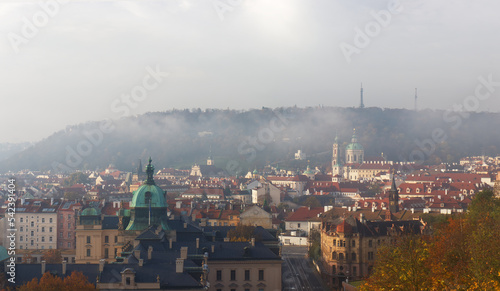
[331,252,336,260]
[351,252,356,261]
[339,253,344,260]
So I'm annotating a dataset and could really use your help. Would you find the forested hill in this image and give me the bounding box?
[2,107,500,173]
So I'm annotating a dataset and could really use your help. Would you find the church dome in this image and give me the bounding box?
[81,207,101,216]
[130,184,166,208]
[346,142,364,150]
[130,157,167,208]
[346,130,364,150]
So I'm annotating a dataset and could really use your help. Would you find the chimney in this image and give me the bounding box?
[211,245,215,253]
[134,250,141,260]
[169,239,173,249]
[180,247,188,259]
[41,260,46,274]
[139,259,144,267]
[148,246,153,260]
[183,222,188,229]
[176,259,184,273]
[62,260,67,275]
[196,238,200,249]
[50,198,54,205]
[359,213,366,224]
[99,259,105,272]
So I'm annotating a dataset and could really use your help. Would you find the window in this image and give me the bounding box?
[20,218,23,223]
[216,270,222,281]
[352,240,355,247]
[230,270,236,281]
[42,218,45,223]
[339,253,344,260]
[368,252,374,260]
[104,248,109,259]
[353,266,357,276]
[245,270,250,281]
[60,232,63,238]
[258,269,264,281]
[49,227,53,232]
[42,227,45,232]
[31,222,34,227]
[31,231,34,236]
[31,240,34,246]
[68,214,71,219]
[20,227,23,232]
[352,252,356,261]
[68,232,71,238]
[49,218,53,223]
[105,236,109,243]
[115,248,118,257]
[126,277,131,285]
[60,214,63,220]
[86,249,91,257]
[86,236,91,244]
[368,240,373,247]
[68,223,71,229]
[331,252,336,260]
[115,236,118,243]
[297,223,301,228]
[20,236,23,242]
[41,237,45,242]
[49,236,53,242]
[332,265,336,273]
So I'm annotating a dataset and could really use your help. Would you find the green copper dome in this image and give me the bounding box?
[130,184,166,208]
[81,207,101,216]
[346,129,364,150]
[346,142,364,150]
[126,158,169,231]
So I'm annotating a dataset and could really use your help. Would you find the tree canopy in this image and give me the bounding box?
[361,190,500,290]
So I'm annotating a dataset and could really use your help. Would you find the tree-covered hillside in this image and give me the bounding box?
[2,106,500,173]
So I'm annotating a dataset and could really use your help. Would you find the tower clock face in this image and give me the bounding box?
[390,201,395,205]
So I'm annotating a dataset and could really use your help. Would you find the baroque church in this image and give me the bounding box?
[331,129,365,181]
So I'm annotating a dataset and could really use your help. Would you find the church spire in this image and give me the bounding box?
[389,169,399,213]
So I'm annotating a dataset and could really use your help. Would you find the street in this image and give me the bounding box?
[282,246,329,291]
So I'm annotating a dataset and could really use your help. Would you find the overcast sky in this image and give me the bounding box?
[0,0,499,143]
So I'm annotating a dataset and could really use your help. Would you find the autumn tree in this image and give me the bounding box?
[361,190,500,290]
[360,235,432,291]
[16,271,93,291]
[41,250,62,264]
[302,196,321,208]
[227,224,260,242]
[63,172,88,187]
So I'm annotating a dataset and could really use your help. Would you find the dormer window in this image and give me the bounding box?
[428,188,432,193]
[406,188,411,193]
[416,188,420,193]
